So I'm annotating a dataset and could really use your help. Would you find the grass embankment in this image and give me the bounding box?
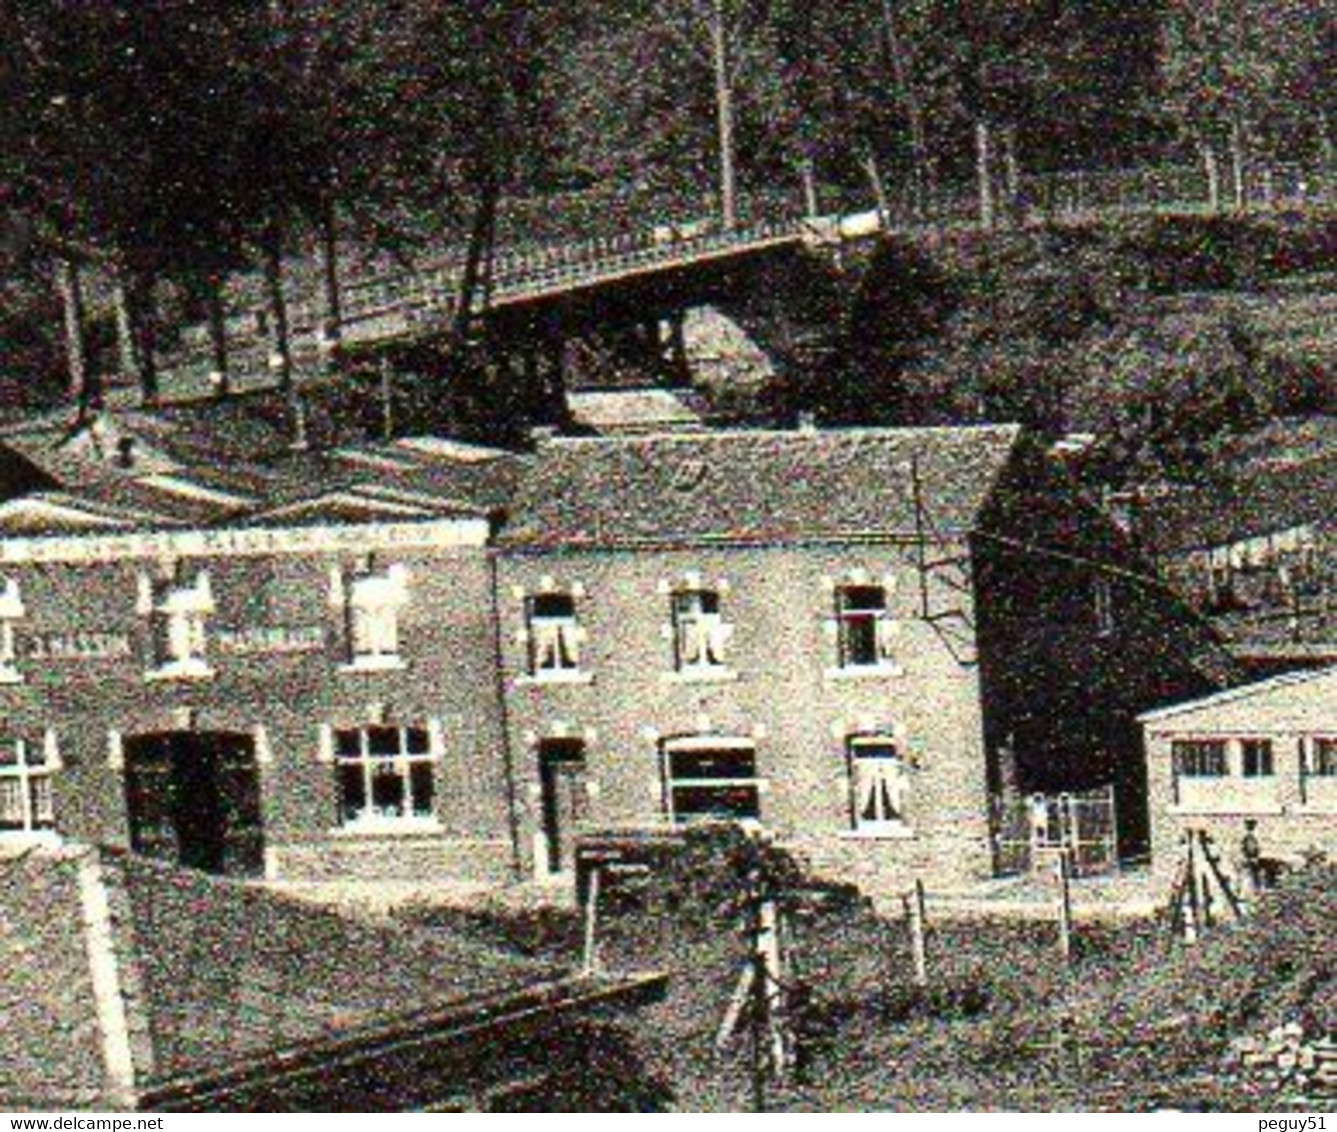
[401,862,1333,1111]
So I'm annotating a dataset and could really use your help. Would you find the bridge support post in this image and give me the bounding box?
[664,310,691,388]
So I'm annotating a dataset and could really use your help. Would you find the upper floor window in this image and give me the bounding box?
[334,724,435,830]
[836,584,893,668]
[1172,739,1227,778]
[0,735,56,837]
[140,568,214,680]
[0,578,25,684]
[1240,738,1274,778]
[671,586,730,672]
[337,562,410,671]
[848,736,910,832]
[526,592,583,677]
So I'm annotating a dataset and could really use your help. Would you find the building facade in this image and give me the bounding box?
[0,410,1240,896]
[494,426,1236,891]
[1142,666,1337,880]
[0,416,520,883]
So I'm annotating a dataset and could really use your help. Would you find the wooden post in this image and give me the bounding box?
[1055,848,1073,963]
[379,357,395,442]
[581,864,601,976]
[1183,831,1200,944]
[905,878,928,987]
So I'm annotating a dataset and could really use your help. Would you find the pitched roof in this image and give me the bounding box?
[499,423,1022,549]
[0,406,523,537]
[1138,664,1337,726]
[1134,454,1335,555]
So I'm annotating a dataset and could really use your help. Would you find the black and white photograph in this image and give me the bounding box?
[0,0,1332,1115]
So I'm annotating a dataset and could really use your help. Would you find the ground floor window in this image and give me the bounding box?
[335,725,435,829]
[662,741,760,823]
[1172,739,1228,777]
[0,737,54,836]
[848,736,910,831]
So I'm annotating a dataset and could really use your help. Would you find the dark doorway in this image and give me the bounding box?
[537,739,587,875]
[123,731,265,876]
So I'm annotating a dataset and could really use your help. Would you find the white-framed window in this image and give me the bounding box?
[662,739,761,824]
[0,735,57,837]
[1240,738,1274,778]
[334,724,436,830]
[140,568,214,679]
[848,736,910,831]
[0,578,25,684]
[526,592,584,676]
[1172,739,1228,778]
[835,584,893,668]
[1312,737,1337,777]
[671,586,730,672]
[341,563,410,670]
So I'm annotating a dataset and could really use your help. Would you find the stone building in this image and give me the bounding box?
[0,408,1239,896]
[0,409,520,884]
[494,424,1235,892]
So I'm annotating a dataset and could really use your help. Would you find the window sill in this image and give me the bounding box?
[329,818,443,838]
[839,825,916,841]
[516,670,596,687]
[824,663,905,682]
[338,656,409,675]
[1168,802,1284,816]
[0,829,61,847]
[144,662,215,683]
[663,667,739,685]
[1290,804,1337,816]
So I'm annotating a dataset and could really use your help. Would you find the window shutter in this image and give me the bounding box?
[107,730,124,770]
[43,729,62,771]
[428,718,446,759]
[317,724,335,764]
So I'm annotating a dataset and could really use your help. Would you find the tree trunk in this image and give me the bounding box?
[454,164,501,347]
[877,0,929,215]
[55,256,95,416]
[800,156,819,219]
[318,197,343,360]
[205,272,229,397]
[132,270,158,405]
[262,220,293,394]
[710,0,737,229]
[1229,117,1247,211]
[860,152,891,228]
[1201,140,1221,212]
[975,119,995,228]
[1001,125,1021,222]
[113,271,142,388]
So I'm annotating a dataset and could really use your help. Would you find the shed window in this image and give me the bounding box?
[1172,739,1227,778]
[1313,738,1337,777]
[1240,738,1274,778]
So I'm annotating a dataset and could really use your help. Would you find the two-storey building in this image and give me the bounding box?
[494,424,1236,892]
[0,409,521,884]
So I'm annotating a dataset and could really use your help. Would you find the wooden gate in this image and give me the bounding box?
[991,785,1118,877]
